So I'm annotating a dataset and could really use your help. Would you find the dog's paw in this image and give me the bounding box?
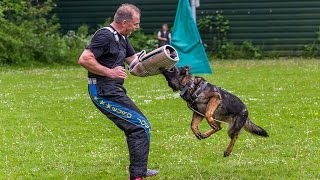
[196,135,202,140]
[210,123,218,130]
[223,151,231,157]
[195,133,207,140]
[200,133,207,139]
[195,133,204,140]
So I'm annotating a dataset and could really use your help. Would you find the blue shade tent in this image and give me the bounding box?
[171,0,212,74]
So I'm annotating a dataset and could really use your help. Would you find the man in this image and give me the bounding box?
[78,4,158,180]
[157,23,171,47]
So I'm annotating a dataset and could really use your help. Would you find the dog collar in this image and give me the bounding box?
[180,79,193,100]
[190,81,208,102]
[181,78,209,103]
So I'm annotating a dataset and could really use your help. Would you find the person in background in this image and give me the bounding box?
[157,23,171,47]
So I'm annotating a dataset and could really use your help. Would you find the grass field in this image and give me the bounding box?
[0,60,319,179]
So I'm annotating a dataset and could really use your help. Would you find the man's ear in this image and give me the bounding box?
[122,20,128,26]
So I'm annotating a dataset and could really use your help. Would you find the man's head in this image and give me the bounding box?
[113,3,140,36]
[162,23,168,32]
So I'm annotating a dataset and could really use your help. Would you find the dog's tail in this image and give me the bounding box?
[244,119,269,137]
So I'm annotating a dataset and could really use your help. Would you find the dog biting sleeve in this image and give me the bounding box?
[129,45,179,77]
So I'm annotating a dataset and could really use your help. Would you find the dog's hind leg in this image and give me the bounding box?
[224,111,248,157]
[191,113,204,140]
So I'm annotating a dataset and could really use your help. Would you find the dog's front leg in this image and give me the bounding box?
[205,94,221,130]
[191,113,204,140]
[201,121,222,139]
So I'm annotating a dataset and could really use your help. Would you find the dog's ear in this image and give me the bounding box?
[182,66,191,76]
[179,66,192,76]
[184,66,191,72]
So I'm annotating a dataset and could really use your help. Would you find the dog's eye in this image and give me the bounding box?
[169,68,175,72]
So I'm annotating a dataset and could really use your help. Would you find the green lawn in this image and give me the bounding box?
[1,60,319,179]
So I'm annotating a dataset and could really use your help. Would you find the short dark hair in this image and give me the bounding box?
[114,3,141,23]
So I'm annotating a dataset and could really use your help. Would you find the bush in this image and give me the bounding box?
[63,25,92,62]
[0,0,166,66]
[0,0,87,65]
[129,30,158,52]
[302,43,320,58]
[239,41,262,59]
[302,26,320,58]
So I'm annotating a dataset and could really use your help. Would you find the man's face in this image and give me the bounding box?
[162,24,168,31]
[123,12,140,36]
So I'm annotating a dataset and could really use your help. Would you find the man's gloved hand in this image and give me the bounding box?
[128,50,146,71]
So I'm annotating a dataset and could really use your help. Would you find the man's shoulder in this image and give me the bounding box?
[93,28,113,39]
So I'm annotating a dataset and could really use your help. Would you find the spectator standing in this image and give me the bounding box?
[157,23,171,47]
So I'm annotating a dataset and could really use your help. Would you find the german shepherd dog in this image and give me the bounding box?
[161,66,268,157]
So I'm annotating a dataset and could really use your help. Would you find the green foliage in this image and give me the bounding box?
[1,60,320,178]
[0,0,88,65]
[239,41,263,59]
[129,30,158,52]
[268,49,281,59]
[215,41,235,59]
[98,17,113,29]
[197,13,267,59]
[302,26,320,58]
[215,13,230,47]
[197,13,231,59]
[206,13,231,59]
[209,41,262,60]
[63,25,91,62]
[197,15,214,32]
[197,14,320,59]
[302,43,320,58]
[0,0,158,66]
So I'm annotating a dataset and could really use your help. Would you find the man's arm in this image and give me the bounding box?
[78,49,127,79]
[125,54,137,65]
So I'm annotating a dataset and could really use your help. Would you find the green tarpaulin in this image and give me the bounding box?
[171,0,212,74]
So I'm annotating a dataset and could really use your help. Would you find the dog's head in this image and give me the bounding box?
[161,65,192,91]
